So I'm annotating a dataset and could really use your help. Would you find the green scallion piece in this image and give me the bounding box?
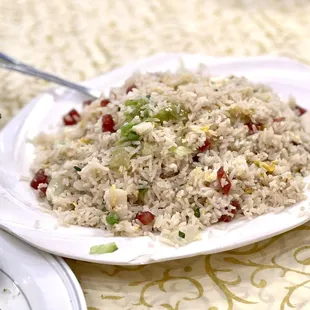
[178,231,185,238]
[120,123,135,136]
[194,207,201,218]
[74,166,82,171]
[155,104,188,123]
[120,123,140,142]
[138,187,148,202]
[124,131,140,142]
[106,213,120,225]
[89,242,118,254]
[124,98,147,107]
[124,98,149,122]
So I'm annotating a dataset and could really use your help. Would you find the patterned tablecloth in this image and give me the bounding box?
[1,1,310,309]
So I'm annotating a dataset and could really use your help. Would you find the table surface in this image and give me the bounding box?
[1,1,310,309]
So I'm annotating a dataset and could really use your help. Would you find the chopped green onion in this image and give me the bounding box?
[142,109,150,119]
[124,98,147,107]
[146,95,151,99]
[169,146,192,157]
[194,207,200,218]
[155,104,188,123]
[89,242,118,254]
[138,187,148,202]
[178,231,185,238]
[120,123,140,142]
[125,131,140,141]
[125,113,134,123]
[109,148,131,170]
[106,213,120,225]
[121,123,135,136]
[74,166,82,171]
[124,99,149,122]
[155,106,178,122]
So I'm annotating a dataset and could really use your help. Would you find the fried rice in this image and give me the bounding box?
[30,71,310,245]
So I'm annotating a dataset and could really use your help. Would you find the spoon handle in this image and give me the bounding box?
[0,52,102,99]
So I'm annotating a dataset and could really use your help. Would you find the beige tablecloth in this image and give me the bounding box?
[1,1,310,309]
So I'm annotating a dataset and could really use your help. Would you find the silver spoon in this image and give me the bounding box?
[0,52,102,99]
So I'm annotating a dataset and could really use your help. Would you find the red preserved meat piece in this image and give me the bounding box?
[102,114,115,132]
[136,211,155,225]
[217,167,232,195]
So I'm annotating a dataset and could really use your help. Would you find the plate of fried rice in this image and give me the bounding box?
[1,53,310,265]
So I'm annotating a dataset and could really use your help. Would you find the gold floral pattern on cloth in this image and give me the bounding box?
[68,223,310,309]
[1,0,310,309]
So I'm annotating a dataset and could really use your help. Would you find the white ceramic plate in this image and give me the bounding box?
[0,230,87,310]
[1,53,310,265]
